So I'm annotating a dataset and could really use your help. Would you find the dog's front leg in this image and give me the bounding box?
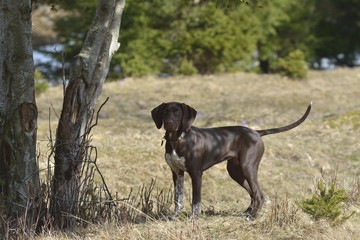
[170,170,184,220]
[189,171,203,220]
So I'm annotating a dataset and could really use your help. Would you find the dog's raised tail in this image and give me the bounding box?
[256,102,312,137]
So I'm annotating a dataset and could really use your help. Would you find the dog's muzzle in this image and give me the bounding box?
[164,120,178,131]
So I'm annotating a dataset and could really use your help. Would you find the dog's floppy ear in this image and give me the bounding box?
[181,103,197,132]
[151,103,165,129]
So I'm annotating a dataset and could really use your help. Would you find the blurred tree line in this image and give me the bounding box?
[44,0,360,78]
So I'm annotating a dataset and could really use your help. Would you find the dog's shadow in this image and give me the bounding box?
[202,205,248,218]
[159,206,249,221]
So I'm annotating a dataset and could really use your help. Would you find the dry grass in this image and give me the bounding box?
[35,68,360,239]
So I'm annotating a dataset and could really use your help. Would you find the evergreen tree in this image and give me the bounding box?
[313,0,360,67]
[46,0,360,78]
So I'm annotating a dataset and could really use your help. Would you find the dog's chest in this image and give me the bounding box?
[165,150,186,173]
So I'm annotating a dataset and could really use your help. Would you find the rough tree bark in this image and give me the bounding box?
[50,0,125,228]
[0,0,39,216]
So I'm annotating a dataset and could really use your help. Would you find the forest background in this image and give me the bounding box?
[33,0,360,82]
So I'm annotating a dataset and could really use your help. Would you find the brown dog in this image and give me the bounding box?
[151,102,311,219]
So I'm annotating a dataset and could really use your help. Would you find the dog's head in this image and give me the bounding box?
[151,102,197,132]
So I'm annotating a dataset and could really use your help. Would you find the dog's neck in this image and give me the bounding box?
[163,129,186,144]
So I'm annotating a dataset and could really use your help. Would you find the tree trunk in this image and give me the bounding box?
[0,0,39,216]
[50,0,125,229]
[257,41,270,74]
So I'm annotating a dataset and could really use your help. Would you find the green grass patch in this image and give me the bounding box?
[325,110,360,129]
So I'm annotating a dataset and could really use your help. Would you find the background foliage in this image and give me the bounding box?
[36,0,360,79]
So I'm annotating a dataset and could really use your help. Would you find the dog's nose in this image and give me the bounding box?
[164,120,173,126]
[164,120,176,131]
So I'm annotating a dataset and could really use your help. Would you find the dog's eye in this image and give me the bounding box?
[174,111,180,116]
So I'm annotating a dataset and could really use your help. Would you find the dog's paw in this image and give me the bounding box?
[168,212,180,221]
[244,215,255,222]
[188,212,201,221]
[241,209,256,221]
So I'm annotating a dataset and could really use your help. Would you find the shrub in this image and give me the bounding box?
[176,58,198,76]
[278,50,308,79]
[299,179,354,225]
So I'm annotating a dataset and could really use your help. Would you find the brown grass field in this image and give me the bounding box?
[35,68,360,239]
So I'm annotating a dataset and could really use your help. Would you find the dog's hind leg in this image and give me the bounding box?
[226,159,254,215]
[238,143,265,219]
